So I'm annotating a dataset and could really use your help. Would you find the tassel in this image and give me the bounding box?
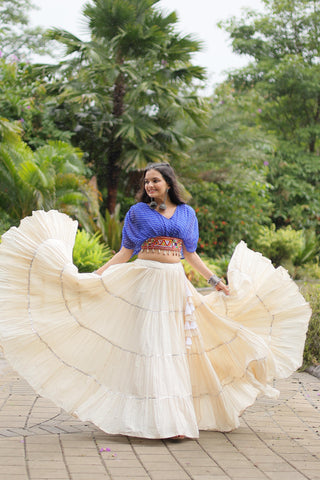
[185,303,195,316]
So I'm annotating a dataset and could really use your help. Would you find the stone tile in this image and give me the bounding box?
[223,469,268,479]
[191,477,229,480]
[142,462,182,472]
[149,473,189,480]
[1,476,31,480]
[257,462,297,472]
[0,466,28,475]
[263,473,307,480]
[0,457,25,466]
[108,468,149,476]
[185,466,225,476]
[179,458,221,467]
[27,461,67,470]
[61,448,99,457]
[64,456,104,465]
[28,470,69,479]
[103,458,142,467]
[67,465,106,474]
[29,475,69,480]
[0,352,320,480]
[299,471,320,480]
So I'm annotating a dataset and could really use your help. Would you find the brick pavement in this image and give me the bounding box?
[0,348,319,480]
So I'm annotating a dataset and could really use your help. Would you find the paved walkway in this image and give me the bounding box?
[0,349,319,480]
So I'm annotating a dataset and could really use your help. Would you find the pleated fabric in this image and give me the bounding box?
[0,210,311,438]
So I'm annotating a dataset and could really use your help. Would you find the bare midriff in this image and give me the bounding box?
[137,236,182,264]
[138,250,181,263]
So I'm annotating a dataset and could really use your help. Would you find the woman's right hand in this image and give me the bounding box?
[216,281,230,295]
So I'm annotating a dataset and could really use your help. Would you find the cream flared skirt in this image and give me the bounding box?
[0,210,311,438]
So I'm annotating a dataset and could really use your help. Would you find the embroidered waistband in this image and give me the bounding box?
[140,237,182,256]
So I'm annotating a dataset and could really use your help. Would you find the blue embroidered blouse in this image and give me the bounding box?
[121,202,199,256]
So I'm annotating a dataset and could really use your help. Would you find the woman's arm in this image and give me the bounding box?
[95,246,134,275]
[183,248,230,295]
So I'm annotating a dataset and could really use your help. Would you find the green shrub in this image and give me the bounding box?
[297,262,320,281]
[292,229,320,276]
[189,180,272,257]
[97,205,123,253]
[73,230,112,273]
[300,283,320,368]
[253,224,303,267]
[253,225,320,279]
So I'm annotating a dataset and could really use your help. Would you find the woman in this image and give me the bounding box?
[0,162,311,439]
[95,163,229,296]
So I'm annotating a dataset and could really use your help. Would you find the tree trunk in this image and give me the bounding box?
[310,94,320,153]
[105,66,125,214]
[106,136,122,214]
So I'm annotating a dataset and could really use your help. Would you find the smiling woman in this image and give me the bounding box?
[141,163,185,215]
[0,161,311,440]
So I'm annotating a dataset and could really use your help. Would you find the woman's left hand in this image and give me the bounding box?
[216,281,230,295]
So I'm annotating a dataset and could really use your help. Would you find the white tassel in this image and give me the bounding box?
[185,303,194,316]
[185,283,192,297]
[184,279,199,350]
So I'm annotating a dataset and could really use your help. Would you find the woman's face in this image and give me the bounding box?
[144,169,169,200]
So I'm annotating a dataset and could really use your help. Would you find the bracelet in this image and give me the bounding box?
[207,274,222,287]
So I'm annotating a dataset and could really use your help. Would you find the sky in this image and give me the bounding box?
[30,0,264,90]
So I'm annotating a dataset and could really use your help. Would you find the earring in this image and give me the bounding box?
[149,198,157,209]
[159,189,168,211]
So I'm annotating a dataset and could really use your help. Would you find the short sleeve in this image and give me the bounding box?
[182,208,199,253]
[121,207,137,250]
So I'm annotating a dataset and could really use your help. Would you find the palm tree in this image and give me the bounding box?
[44,0,206,213]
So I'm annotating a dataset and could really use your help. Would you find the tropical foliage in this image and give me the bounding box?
[0,57,73,148]
[220,0,320,230]
[0,122,99,230]
[97,204,123,253]
[41,0,207,212]
[73,230,112,272]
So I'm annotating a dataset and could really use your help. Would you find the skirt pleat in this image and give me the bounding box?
[0,210,311,438]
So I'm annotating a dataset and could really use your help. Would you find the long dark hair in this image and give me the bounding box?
[137,162,185,205]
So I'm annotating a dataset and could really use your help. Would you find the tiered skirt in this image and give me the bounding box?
[0,210,311,438]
